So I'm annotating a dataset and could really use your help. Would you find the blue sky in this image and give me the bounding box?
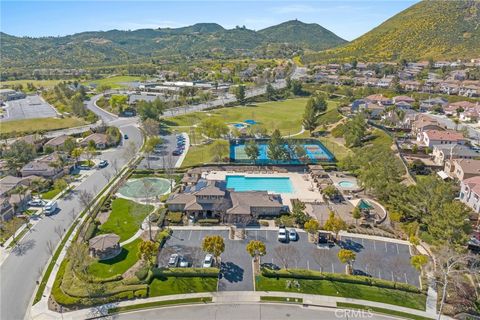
[1,1,419,40]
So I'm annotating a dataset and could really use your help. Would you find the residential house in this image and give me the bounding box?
[393,95,415,104]
[418,130,467,148]
[402,80,422,91]
[166,179,286,223]
[44,135,71,150]
[410,114,445,136]
[80,133,109,149]
[445,159,480,181]
[0,196,14,221]
[443,101,477,116]
[21,152,65,179]
[432,144,479,166]
[460,176,480,213]
[365,94,392,106]
[459,107,480,122]
[420,97,448,112]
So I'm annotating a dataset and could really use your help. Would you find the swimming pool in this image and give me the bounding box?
[226,175,293,193]
[338,181,355,188]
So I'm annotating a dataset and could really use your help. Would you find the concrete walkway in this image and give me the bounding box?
[30,290,446,320]
[283,126,305,138]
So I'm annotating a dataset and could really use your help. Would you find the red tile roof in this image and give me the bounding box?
[424,130,465,141]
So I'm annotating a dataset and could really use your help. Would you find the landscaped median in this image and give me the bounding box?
[257,268,427,310]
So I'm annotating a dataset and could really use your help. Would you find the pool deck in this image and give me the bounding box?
[204,171,324,208]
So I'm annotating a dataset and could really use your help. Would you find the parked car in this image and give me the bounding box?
[278,226,288,242]
[44,201,58,216]
[28,198,46,207]
[179,256,190,267]
[124,134,129,140]
[168,253,179,267]
[203,254,214,268]
[288,229,298,241]
[317,231,334,248]
[98,160,108,168]
[172,149,182,156]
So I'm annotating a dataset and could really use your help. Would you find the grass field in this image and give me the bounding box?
[0,79,66,90]
[181,142,229,168]
[149,277,218,297]
[41,188,62,200]
[85,76,146,89]
[256,276,426,310]
[88,239,141,278]
[168,98,312,136]
[0,117,86,134]
[98,198,153,242]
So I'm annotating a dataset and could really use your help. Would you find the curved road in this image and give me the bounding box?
[109,303,395,320]
[0,96,142,320]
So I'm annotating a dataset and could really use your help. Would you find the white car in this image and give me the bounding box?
[203,254,214,268]
[43,201,58,215]
[28,199,46,207]
[278,226,288,242]
[168,253,179,267]
[288,229,298,241]
[179,256,190,268]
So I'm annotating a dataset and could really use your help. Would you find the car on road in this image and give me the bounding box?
[179,256,190,267]
[44,201,58,216]
[124,134,129,140]
[28,198,46,207]
[288,229,298,241]
[278,226,288,242]
[203,254,214,268]
[168,253,179,267]
[98,160,108,168]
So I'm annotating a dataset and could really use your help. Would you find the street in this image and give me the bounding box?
[109,303,395,320]
[0,96,143,320]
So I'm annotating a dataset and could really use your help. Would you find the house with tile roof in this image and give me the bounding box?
[433,144,479,166]
[418,130,467,148]
[460,176,480,213]
[445,159,480,181]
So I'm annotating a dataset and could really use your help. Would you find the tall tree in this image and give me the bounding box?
[265,83,276,101]
[323,211,347,240]
[211,140,229,162]
[337,249,356,273]
[235,85,246,105]
[244,140,260,164]
[202,235,225,264]
[267,129,287,161]
[246,240,266,263]
[302,97,319,135]
[137,240,159,267]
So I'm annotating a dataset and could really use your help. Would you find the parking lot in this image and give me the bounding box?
[158,228,420,292]
[1,95,58,121]
[139,133,181,169]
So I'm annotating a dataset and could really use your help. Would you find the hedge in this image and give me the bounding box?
[83,222,97,241]
[261,268,421,294]
[156,228,172,247]
[166,211,183,224]
[151,267,219,279]
[197,218,219,225]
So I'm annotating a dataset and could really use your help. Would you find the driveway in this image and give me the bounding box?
[159,228,420,294]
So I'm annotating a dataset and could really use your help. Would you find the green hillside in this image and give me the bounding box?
[258,20,347,51]
[304,0,480,63]
[0,21,345,70]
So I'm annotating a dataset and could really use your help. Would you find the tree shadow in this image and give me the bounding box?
[220,261,244,283]
[337,239,364,253]
[12,239,36,256]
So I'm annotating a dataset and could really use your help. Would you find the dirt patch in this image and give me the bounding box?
[96,210,111,225]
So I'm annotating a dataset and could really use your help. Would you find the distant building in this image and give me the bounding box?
[418,130,467,148]
[433,144,479,165]
[80,133,109,149]
[21,153,65,179]
[0,89,26,102]
[460,176,480,213]
[445,159,480,181]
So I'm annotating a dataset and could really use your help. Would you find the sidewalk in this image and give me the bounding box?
[31,290,445,320]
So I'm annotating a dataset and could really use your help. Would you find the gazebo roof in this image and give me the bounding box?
[89,233,120,251]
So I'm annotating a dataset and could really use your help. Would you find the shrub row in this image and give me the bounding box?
[151,267,220,279]
[156,228,172,247]
[197,218,219,225]
[261,268,421,294]
[166,211,183,224]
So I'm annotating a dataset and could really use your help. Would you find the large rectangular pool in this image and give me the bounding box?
[226,175,294,193]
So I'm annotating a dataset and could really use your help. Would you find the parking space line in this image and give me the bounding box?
[265,230,268,241]
[378,270,381,278]
[396,243,400,255]
[331,263,334,273]
[188,230,192,241]
[391,271,394,281]
[255,230,258,240]
[404,273,408,284]
[384,242,388,252]
[307,260,310,270]
[373,240,377,250]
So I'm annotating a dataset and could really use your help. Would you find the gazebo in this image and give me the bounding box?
[89,233,121,260]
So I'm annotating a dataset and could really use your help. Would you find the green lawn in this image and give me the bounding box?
[108,297,213,314]
[318,136,353,161]
[168,98,312,136]
[149,277,218,297]
[318,102,342,126]
[85,76,147,89]
[0,79,66,90]
[256,276,426,310]
[337,302,434,320]
[88,239,141,278]
[41,188,62,200]
[0,117,86,134]
[181,142,229,168]
[98,198,153,242]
